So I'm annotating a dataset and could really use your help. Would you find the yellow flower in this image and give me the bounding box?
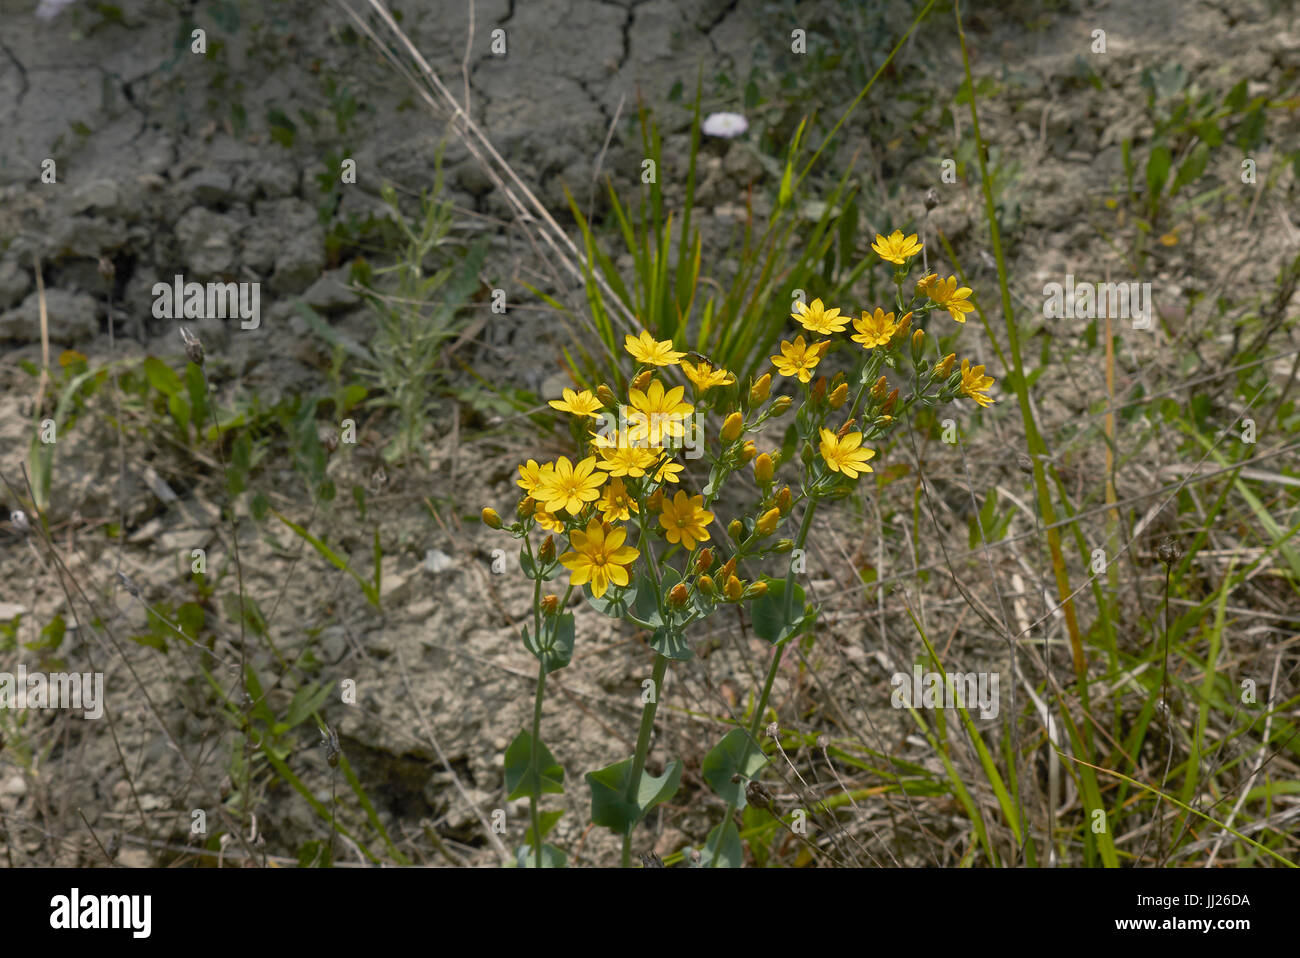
[596,443,659,478]
[534,507,565,533]
[926,276,974,323]
[658,490,714,551]
[914,271,939,299]
[770,335,829,384]
[534,455,606,515]
[516,459,553,494]
[960,359,996,408]
[548,388,604,418]
[681,359,736,392]
[624,329,686,367]
[720,411,744,442]
[597,477,639,522]
[651,456,684,484]
[851,308,899,350]
[791,298,849,335]
[627,379,694,444]
[871,230,923,265]
[560,518,640,598]
[818,428,876,479]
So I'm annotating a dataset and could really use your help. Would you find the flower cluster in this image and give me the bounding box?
[479,226,1000,869]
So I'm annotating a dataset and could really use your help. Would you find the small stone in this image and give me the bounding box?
[0,289,98,344]
[178,168,233,206]
[0,260,29,310]
[302,268,360,313]
[424,549,456,574]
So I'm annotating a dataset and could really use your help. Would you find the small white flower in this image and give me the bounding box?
[35,0,77,19]
[701,112,749,138]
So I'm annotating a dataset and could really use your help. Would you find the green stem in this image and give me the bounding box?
[709,498,818,865]
[622,652,670,867]
[530,662,547,869]
[528,573,543,868]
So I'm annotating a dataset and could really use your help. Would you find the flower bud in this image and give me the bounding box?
[596,383,617,407]
[934,353,956,378]
[728,518,744,540]
[828,382,849,409]
[910,327,925,363]
[837,418,856,438]
[517,497,536,520]
[481,507,503,529]
[743,581,768,599]
[697,574,716,596]
[724,575,744,601]
[756,507,780,537]
[894,311,913,342]
[882,388,899,416]
[870,374,888,401]
[770,395,793,416]
[773,538,794,553]
[740,440,757,463]
[749,373,772,405]
[721,411,744,442]
[810,377,827,404]
[695,547,715,574]
[540,594,560,615]
[647,488,664,511]
[632,369,654,392]
[753,453,774,483]
[776,486,792,515]
[668,583,690,608]
[720,557,737,580]
[539,535,556,563]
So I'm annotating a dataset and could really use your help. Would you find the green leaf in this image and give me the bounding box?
[750,577,807,645]
[1171,142,1209,195]
[504,729,565,801]
[524,810,564,846]
[176,602,204,639]
[166,393,191,433]
[702,728,769,806]
[143,356,182,396]
[26,614,66,652]
[630,573,664,628]
[587,757,682,833]
[586,580,637,618]
[221,592,268,637]
[1146,142,1171,203]
[521,612,575,674]
[649,626,692,661]
[698,818,743,868]
[285,681,332,731]
[510,843,566,868]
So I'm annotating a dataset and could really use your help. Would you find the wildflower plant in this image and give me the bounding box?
[485,232,997,867]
